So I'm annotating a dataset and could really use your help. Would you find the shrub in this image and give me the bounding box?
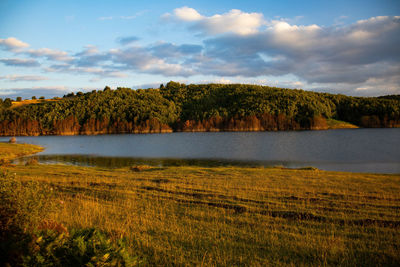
[25,157,39,166]
[23,228,139,267]
[0,170,55,266]
[130,165,152,172]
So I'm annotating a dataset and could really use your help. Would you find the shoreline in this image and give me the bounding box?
[0,142,43,164]
[0,119,362,137]
[0,123,366,138]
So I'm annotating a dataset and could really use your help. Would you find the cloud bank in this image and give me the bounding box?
[167,7,265,35]
[0,58,40,67]
[1,8,399,97]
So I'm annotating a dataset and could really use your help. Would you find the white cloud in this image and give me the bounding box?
[170,7,265,35]
[27,48,73,62]
[201,9,264,35]
[110,46,195,76]
[0,37,30,51]
[78,45,99,55]
[0,86,71,99]
[0,75,49,82]
[45,62,127,79]
[213,78,232,84]
[73,45,110,67]
[174,6,203,21]
[0,37,73,63]
[267,21,321,49]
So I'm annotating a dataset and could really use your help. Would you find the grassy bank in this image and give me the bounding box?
[326,118,359,129]
[0,142,43,163]
[1,144,400,266]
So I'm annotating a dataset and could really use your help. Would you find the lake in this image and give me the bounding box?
[1,128,399,173]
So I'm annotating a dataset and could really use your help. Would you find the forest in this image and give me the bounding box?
[0,82,399,136]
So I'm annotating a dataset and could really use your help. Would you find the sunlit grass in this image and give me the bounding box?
[326,118,359,129]
[1,144,399,266]
[11,98,59,108]
[0,142,43,163]
[2,162,398,266]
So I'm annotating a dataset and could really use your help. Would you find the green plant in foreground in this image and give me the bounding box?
[23,228,139,267]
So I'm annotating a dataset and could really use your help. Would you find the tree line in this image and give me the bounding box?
[0,82,399,136]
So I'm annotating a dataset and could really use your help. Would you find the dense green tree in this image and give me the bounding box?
[3,98,12,108]
[0,83,399,136]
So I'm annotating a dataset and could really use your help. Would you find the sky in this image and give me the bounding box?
[0,0,399,99]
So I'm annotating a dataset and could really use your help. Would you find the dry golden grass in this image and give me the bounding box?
[326,119,359,129]
[3,159,399,266]
[11,98,59,108]
[1,143,399,266]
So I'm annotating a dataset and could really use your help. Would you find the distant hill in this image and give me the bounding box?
[0,82,399,136]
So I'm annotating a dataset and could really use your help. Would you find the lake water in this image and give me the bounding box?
[1,128,399,173]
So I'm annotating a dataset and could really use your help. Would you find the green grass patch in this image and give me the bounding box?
[0,143,43,164]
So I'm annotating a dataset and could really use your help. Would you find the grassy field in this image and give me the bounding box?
[1,143,399,266]
[11,98,60,108]
[0,142,43,163]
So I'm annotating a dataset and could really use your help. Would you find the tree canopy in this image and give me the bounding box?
[0,83,399,136]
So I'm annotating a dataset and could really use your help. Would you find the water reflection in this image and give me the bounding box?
[3,129,400,173]
[14,154,400,174]
[16,154,279,168]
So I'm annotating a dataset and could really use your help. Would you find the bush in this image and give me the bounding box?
[0,170,54,235]
[23,228,139,266]
[130,165,152,172]
[0,170,55,266]
[25,157,39,166]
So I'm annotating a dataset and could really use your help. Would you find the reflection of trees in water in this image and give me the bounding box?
[26,155,266,168]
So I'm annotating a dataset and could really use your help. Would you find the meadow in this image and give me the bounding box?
[1,143,399,266]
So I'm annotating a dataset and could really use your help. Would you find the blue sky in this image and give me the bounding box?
[0,0,399,99]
